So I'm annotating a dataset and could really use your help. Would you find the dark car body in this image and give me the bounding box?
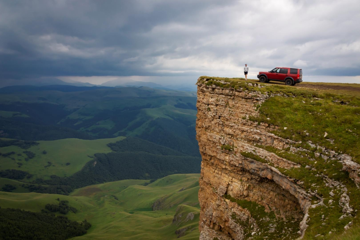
[257,67,303,85]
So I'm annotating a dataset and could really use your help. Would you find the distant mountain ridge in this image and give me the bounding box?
[1,78,197,92]
[0,78,95,88]
[101,80,197,92]
[0,85,110,93]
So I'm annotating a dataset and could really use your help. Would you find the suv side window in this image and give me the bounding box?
[290,68,298,74]
[279,68,288,74]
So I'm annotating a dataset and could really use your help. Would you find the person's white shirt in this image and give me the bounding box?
[244,66,249,72]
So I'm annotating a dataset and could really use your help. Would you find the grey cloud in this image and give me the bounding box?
[0,0,359,86]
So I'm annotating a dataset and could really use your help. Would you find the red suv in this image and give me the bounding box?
[257,67,302,86]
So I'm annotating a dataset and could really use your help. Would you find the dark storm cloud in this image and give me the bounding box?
[0,0,359,85]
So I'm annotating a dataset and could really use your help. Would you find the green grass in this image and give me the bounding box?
[221,144,234,151]
[143,106,174,120]
[0,110,28,118]
[333,222,360,240]
[225,194,300,239]
[0,174,200,240]
[253,96,360,161]
[86,119,116,131]
[0,177,30,193]
[0,136,125,180]
[240,152,267,163]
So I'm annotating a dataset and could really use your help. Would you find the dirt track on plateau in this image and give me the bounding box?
[263,80,360,93]
[296,83,360,92]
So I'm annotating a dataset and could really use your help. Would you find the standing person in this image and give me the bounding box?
[244,64,249,80]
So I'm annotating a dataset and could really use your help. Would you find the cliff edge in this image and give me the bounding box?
[196,77,360,239]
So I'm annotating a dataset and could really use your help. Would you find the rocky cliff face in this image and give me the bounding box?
[196,77,360,239]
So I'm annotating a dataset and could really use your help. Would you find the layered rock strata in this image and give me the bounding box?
[196,78,357,239]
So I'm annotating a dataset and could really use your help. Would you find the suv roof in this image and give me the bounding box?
[275,67,300,69]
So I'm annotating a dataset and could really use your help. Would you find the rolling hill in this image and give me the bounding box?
[0,174,200,240]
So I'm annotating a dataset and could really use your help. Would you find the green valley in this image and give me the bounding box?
[0,85,201,239]
[0,174,200,240]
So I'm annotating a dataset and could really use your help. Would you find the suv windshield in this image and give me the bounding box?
[270,68,278,72]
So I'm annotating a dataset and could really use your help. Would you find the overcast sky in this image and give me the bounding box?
[0,0,359,87]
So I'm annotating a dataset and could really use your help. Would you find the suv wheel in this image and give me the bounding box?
[285,78,293,86]
[259,76,267,83]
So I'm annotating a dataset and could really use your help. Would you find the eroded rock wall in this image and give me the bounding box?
[196,80,311,239]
